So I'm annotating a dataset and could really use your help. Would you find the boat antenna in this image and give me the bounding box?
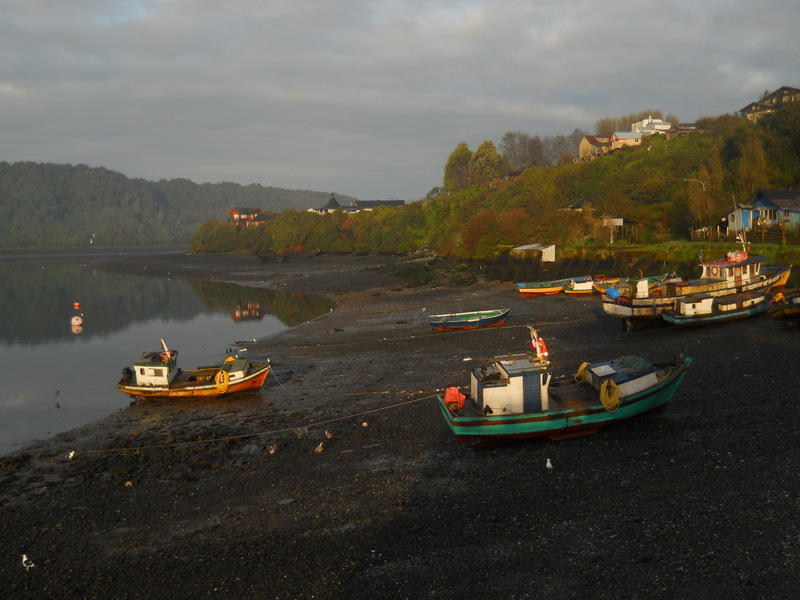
[160,338,169,353]
[732,194,748,253]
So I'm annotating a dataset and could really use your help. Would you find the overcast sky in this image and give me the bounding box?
[1,1,797,200]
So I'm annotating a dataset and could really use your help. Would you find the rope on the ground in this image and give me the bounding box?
[26,392,442,459]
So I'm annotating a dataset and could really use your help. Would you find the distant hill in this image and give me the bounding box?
[0,162,358,247]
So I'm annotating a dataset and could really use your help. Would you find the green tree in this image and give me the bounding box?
[736,137,768,196]
[443,142,472,192]
[468,141,504,186]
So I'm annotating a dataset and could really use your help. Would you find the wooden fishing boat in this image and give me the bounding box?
[601,246,791,328]
[564,275,596,294]
[662,290,770,326]
[767,290,800,319]
[427,308,510,332]
[118,340,271,399]
[437,327,691,446]
[593,274,665,294]
[515,278,572,296]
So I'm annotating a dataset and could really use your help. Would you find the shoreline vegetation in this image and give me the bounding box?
[1,250,797,599]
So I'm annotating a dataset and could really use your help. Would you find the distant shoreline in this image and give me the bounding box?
[0,245,188,262]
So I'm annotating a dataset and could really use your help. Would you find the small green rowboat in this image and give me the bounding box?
[427,308,510,333]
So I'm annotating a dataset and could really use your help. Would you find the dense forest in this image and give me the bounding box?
[0,162,356,247]
[192,105,800,260]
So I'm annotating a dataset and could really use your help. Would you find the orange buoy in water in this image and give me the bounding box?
[73,302,81,310]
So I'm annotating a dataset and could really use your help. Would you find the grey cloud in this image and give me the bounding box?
[1,0,797,199]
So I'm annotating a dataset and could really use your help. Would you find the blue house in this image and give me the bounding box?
[727,189,800,232]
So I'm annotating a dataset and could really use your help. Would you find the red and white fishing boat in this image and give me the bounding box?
[118,340,271,400]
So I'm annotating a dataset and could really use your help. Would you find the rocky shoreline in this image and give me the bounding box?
[1,252,797,599]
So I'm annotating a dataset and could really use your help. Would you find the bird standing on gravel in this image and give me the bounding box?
[546,458,553,472]
[22,554,34,570]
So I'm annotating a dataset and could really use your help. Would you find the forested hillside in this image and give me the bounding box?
[192,105,800,260]
[0,162,357,247]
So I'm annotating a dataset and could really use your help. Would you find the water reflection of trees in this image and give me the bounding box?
[0,263,335,344]
[189,281,335,327]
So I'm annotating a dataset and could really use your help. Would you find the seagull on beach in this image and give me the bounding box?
[325,430,333,439]
[68,450,75,461]
[22,554,34,570]
[546,458,553,473]
[315,441,325,454]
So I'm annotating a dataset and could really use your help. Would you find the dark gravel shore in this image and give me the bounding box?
[1,252,797,599]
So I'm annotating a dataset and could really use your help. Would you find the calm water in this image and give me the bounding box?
[0,253,335,455]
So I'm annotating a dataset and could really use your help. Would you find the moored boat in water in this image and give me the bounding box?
[118,340,271,399]
[437,327,691,446]
[427,308,510,332]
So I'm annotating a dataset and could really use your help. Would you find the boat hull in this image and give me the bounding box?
[428,309,510,332]
[662,293,769,326]
[515,280,570,296]
[437,358,691,446]
[767,291,800,319]
[602,266,790,321]
[118,364,271,399]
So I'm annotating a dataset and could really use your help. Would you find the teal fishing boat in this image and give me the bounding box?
[437,328,691,446]
[661,290,770,326]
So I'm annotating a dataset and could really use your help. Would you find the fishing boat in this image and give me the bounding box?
[427,308,510,332]
[601,246,790,328]
[515,278,572,296]
[118,340,271,399]
[437,327,691,446]
[593,274,666,294]
[564,274,621,295]
[564,275,597,294]
[661,290,770,326]
[767,290,800,319]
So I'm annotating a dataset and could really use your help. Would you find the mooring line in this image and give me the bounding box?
[27,392,440,460]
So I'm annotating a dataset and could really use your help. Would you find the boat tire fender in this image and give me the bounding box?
[575,362,590,383]
[215,369,230,394]
[600,380,620,412]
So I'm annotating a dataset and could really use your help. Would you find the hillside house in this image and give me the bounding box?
[309,195,405,214]
[229,207,263,227]
[631,116,672,135]
[727,189,800,232]
[739,86,800,122]
[611,132,642,150]
[579,135,612,161]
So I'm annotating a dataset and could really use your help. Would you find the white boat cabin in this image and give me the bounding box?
[471,355,660,415]
[128,351,179,386]
[674,291,766,316]
[699,250,763,282]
